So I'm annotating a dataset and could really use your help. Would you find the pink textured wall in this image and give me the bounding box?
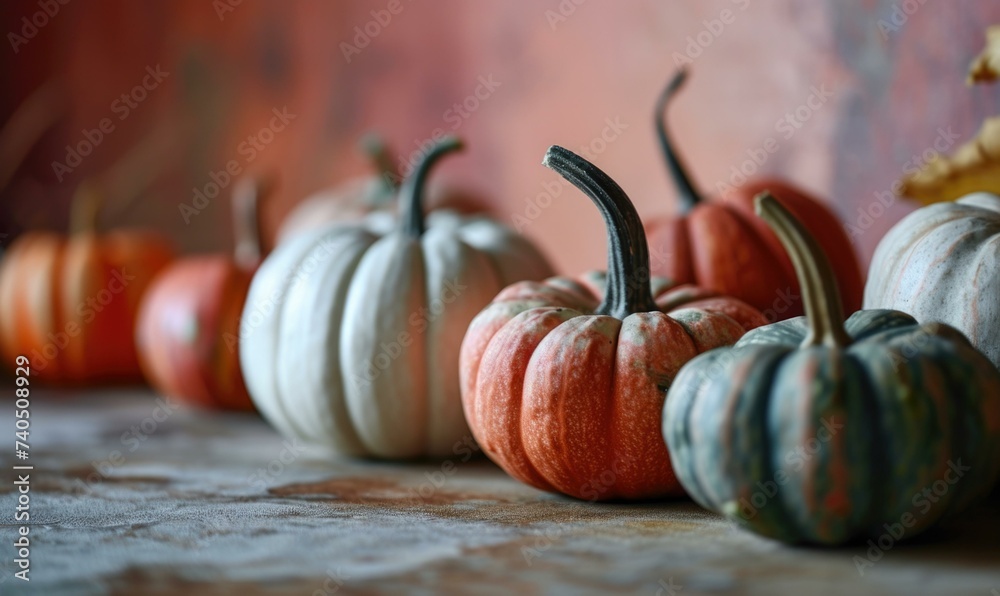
[2,0,999,275]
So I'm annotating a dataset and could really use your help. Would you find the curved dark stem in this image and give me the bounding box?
[754,192,851,349]
[400,136,463,237]
[543,146,659,318]
[358,133,400,199]
[655,68,704,212]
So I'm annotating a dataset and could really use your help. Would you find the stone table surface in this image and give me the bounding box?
[0,390,999,595]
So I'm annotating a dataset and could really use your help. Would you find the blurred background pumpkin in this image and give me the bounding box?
[134,175,273,409]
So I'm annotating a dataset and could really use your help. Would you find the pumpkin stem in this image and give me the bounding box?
[359,133,400,200]
[232,174,276,270]
[656,68,704,212]
[69,181,104,234]
[400,136,463,237]
[754,192,851,349]
[543,146,659,318]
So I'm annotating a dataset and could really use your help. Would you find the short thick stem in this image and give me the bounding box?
[543,146,658,318]
[400,136,463,237]
[232,174,275,270]
[754,192,851,349]
[655,68,704,212]
[359,133,399,201]
[69,181,103,235]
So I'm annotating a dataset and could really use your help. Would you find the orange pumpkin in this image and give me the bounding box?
[277,134,488,240]
[0,184,173,384]
[644,69,863,320]
[460,146,767,500]
[135,177,273,410]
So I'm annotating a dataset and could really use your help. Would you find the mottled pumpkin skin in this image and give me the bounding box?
[0,231,173,384]
[461,272,767,501]
[136,256,254,410]
[864,192,1000,371]
[646,180,864,319]
[664,309,1000,544]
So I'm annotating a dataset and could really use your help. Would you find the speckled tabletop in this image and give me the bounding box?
[0,390,998,595]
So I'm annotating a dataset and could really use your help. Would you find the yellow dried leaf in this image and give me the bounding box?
[968,25,1000,84]
[899,117,1000,205]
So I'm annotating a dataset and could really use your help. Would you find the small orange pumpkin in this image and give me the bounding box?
[460,146,767,500]
[135,177,273,410]
[0,184,173,384]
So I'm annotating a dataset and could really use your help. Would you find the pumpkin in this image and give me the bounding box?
[240,136,553,458]
[864,192,1000,372]
[644,68,863,319]
[277,134,487,240]
[663,192,1000,545]
[460,146,768,501]
[0,184,173,383]
[135,176,274,410]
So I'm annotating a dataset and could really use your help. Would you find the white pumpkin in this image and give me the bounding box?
[864,192,1000,369]
[240,137,554,458]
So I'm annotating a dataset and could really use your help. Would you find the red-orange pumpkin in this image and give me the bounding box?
[277,135,488,240]
[0,184,173,384]
[644,69,863,319]
[135,177,273,410]
[460,146,767,500]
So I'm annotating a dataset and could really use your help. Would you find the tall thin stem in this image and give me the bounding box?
[655,68,704,212]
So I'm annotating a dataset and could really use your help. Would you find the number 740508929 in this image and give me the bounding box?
[14,355,30,458]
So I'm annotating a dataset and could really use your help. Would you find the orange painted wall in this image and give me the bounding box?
[2,0,999,275]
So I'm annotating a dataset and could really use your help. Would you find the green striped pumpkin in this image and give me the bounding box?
[662,193,1000,545]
